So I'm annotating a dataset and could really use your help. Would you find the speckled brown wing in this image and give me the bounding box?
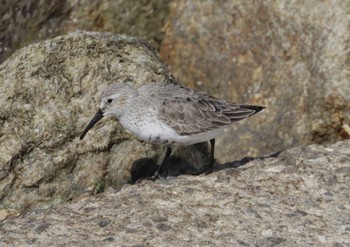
[144,83,264,136]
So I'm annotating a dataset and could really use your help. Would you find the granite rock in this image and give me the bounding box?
[0,31,208,212]
[0,0,170,63]
[0,140,349,246]
[160,0,350,161]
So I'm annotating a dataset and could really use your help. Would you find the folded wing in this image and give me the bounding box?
[149,84,264,136]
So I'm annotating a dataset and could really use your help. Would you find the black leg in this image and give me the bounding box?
[152,147,172,180]
[191,139,216,176]
[209,139,215,167]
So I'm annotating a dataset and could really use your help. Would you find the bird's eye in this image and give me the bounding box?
[107,99,113,103]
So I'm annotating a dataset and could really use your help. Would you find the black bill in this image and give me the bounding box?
[80,109,104,140]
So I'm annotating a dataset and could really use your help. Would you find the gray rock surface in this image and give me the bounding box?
[0,31,208,212]
[0,140,349,246]
[160,1,350,161]
[0,0,170,63]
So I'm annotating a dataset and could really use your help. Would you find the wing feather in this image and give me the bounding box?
[140,83,264,135]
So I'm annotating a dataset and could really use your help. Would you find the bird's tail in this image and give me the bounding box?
[243,105,265,116]
[223,104,265,122]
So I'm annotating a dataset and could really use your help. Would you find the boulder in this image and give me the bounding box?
[0,140,349,246]
[0,0,170,63]
[160,1,350,161]
[0,31,208,212]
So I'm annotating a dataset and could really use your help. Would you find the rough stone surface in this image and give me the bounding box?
[0,0,170,63]
[0,31,208,212]
[160,0,350,161]
[0,140,349,246]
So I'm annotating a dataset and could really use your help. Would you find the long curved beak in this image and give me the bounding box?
[80,109,104,140]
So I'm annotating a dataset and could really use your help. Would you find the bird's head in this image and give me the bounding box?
[80,82,137,140]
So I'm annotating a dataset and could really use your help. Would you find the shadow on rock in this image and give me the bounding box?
[130,150,282,183]
[216,150,282,171]
[130,156,197,183]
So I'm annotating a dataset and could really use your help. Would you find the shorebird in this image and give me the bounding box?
[80,82,264,179]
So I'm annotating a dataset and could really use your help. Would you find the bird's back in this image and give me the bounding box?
[137,83,264,136]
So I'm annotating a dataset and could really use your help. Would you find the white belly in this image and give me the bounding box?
[120,115,224,146]
[176,128,225,145]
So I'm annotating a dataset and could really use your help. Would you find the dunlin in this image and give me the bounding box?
[80,82,264,179]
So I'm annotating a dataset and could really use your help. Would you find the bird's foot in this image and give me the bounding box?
[151,170,160,181]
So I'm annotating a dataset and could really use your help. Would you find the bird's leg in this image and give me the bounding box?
[191,139,216,176]
[151,147,172,180]
[209,139,215,167]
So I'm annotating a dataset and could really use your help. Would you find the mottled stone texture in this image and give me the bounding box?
[0,31,208,212]
[0,140,349,246]
[160,1,350,161]
[0,0,170,63]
